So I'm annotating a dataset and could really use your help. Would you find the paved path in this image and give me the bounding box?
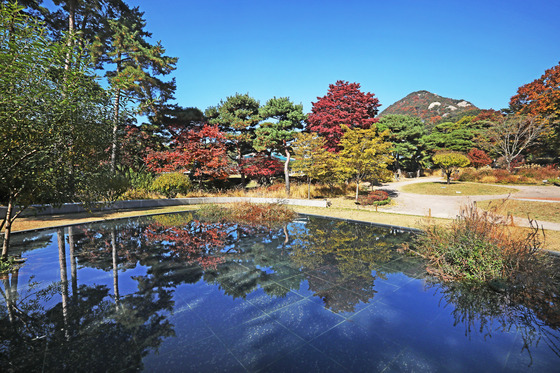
[376,177,560,231]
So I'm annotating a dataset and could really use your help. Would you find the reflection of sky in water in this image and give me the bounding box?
[1,213,559,372]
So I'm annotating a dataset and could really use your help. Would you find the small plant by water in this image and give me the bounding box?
[410,202,552,284]
[197,202,297,228]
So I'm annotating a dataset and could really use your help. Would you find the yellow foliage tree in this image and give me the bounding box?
[432,151,470,184]
[336,126,394,202]
[291,132,336,199]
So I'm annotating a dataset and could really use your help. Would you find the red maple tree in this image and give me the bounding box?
[240,153,284,185]
[467,148,492,168]
[145,124,232,181]
[510,62,560,120]
[307,80,381,152]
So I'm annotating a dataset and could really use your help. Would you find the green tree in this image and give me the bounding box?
[0,3,112,258]
[336,126,393,202]
[291,132,333,199]
[206,93,261,186]
[377,114,427,175]
[254,97,306,195]
[422,122,478,153]
[432,151,470,184]
[101,9,177,172]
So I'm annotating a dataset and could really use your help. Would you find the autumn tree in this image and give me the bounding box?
[377,114,427,175]
[336,126,393,202]
[308,80,380,152]
[487,115,546,171]
[467,148,492,169]
[432,152,470,184]
[291,133,333,199]
[206,93,261,186]
[254,97,307,195]
[240,153,284,186]
[145,124,231,186]
[510,61,560,156]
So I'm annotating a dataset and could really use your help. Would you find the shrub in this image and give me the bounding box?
[118,188,158,201]
[151,172,192,198]
[410,202,549,283]
[458,167,477,182]
[198,202,296,228]
[357,190,390,206]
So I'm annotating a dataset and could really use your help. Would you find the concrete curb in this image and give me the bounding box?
[0,197,329,218]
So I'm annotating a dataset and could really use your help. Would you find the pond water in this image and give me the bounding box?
[1,213,559,372]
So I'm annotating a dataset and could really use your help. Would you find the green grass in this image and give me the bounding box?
[477,199,560,224]
[401,182,518,196]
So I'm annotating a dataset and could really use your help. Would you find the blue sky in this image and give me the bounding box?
[127,0,559,114]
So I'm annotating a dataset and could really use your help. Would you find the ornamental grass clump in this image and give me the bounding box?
[412,202,550,284]
[198,202,297,228]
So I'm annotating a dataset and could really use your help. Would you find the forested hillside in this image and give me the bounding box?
[380,90,480,124]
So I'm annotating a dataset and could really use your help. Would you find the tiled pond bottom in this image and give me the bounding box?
[1,213,558,372]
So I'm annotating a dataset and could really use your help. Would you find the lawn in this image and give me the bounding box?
[477,199,560,224]
[401,182,518,196]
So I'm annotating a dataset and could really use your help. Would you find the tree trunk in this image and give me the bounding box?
[1,198,14,260]
[64,0,76,73]
[355,179,360,202]
[58,228,70,340]
[111,86,121,173]
[307,176,311,200]
[111,228,120,308]
[238,147,246,189]
[111,58,122,173]
[68,227,78,298]
[284,147,291,196]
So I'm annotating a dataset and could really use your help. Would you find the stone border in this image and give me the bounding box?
[6,208,560,258]
[0,197,329,218]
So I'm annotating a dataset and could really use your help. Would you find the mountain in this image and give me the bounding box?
[379,90,480,123]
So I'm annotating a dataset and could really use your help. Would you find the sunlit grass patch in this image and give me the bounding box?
[401,182,518,196]
[477,199,560,224]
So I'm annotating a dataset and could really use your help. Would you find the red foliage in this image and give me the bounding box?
[357,190,389,205]
[430,115,442,124]
[144,220,228,270]
[510,61,560,119]
[145,124,232,181]
[473,109,503,122]
[240,153,283,184]
[307,80,380,152]
[467,148,492,168]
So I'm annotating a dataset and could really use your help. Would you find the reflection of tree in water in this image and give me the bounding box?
[289,217,415,313]
[0,226,175,371]
[432,279,560,365]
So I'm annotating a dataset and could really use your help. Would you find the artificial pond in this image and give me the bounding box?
[1,213,559,372]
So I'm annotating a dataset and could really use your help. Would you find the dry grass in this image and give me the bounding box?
[477,199,560,224]
[401,182,518,196]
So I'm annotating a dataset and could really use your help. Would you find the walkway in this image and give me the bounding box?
[376,177,560,231]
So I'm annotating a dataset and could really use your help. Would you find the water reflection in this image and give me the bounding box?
[0,213,559,371]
